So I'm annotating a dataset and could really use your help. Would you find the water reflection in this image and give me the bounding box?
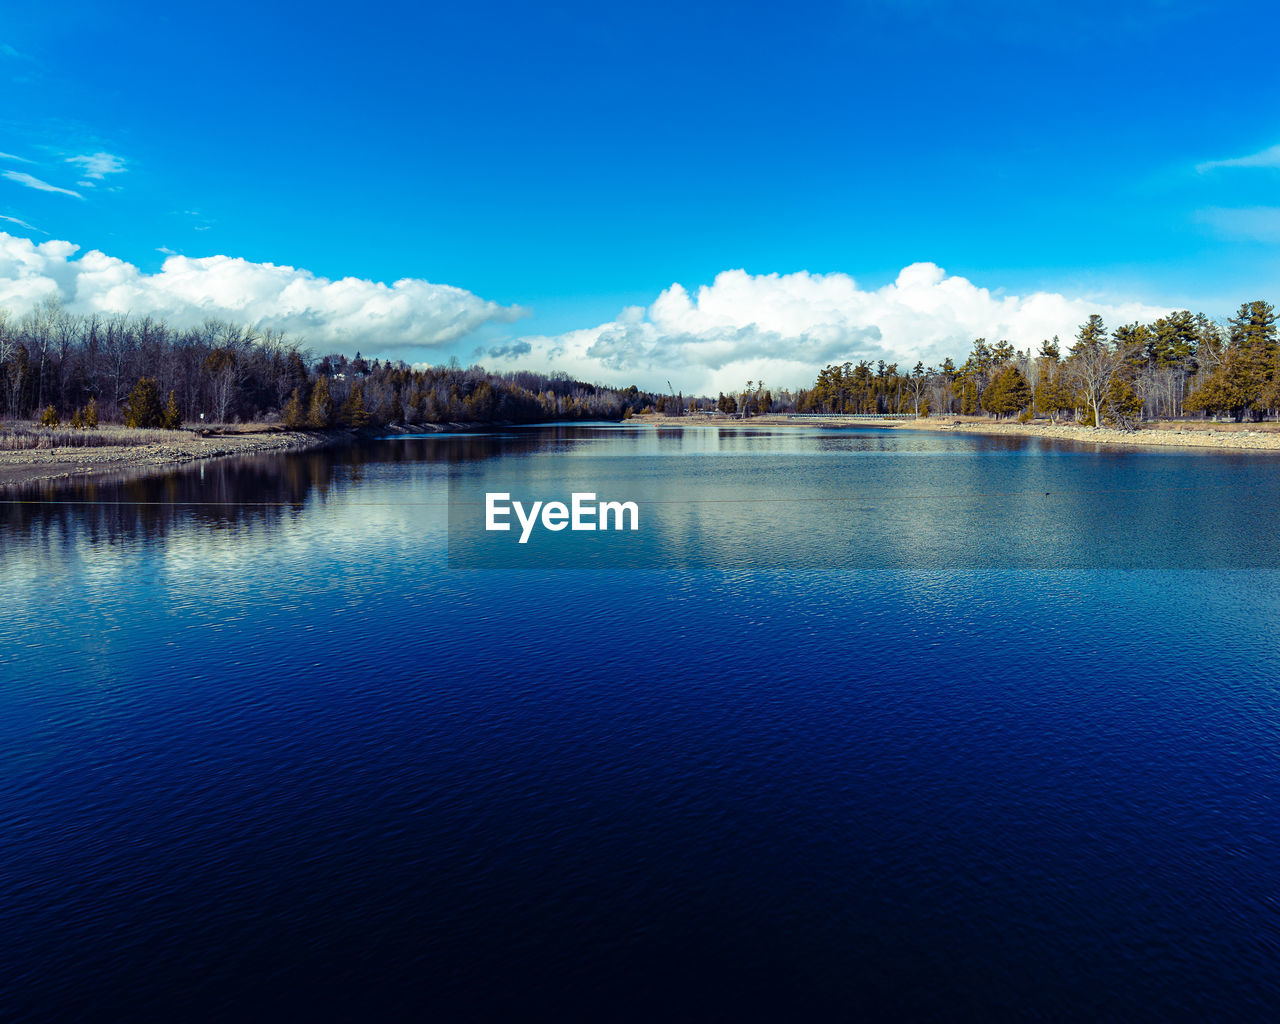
[5,426,1280,574]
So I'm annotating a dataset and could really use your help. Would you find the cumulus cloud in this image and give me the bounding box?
[1196,144,1280,173]
[0,231,526,350]
[493,264,1174,393]
[2,170,82,198]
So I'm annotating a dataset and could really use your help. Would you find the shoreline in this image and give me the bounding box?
[0,419,534,490]
[7,411,1280,490]
[0,429,328,490]
[634,413,1280,452]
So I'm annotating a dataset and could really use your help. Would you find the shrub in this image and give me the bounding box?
[39,405,59,428]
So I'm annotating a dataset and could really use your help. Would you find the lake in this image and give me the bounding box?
[2,424,1279,1020]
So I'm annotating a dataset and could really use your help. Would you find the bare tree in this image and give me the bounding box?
[1062,315,1129,428]
[906,363,930,416]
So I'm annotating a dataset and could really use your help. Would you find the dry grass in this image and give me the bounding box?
[0,422,197,450]
[196,421,285,435]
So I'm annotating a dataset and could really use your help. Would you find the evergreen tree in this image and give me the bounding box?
[340,383,372,427]
[163,390,183,430]
[123,377,164,428]
[1103,376,1143,430]
[1226,300,1277,418]
[282,387,305,429]
[982,365,1033,419]
[1186,349,1256,421]
[84,397,99,429]
[307,376,334,427]
[1077,314,1108,349]
[1035,374,1077,424]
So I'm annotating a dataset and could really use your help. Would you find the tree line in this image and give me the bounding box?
[6,296,1280,430]
[0,301,664,427]
[795,302,1280,426]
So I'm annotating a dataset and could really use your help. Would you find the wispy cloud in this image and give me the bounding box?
[1195,206,1280,243]
[0,43,33,61]
[0,151,34,163]
[0,213,43,233]
[1196,144,1280,173]
[179,208,214,231]
[66,151,126,186]
[2,170,83,198]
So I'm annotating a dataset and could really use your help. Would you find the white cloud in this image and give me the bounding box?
[0,231,527,350]
[2,170,82,198]
[490,264,1174,393]
[0,151,34,163]
[1196,144,1280,173]
[66,151,126,184]
[0,214,41,232]
[1195,206,1280,243]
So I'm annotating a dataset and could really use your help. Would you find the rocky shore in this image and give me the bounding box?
[634,413,1280,452]
[0,430,327,489]
[894,416,1280,451]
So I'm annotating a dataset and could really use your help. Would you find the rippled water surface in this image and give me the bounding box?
[3,425,1279,1020]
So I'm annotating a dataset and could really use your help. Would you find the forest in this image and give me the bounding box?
[0,300,662,428]
[788,302,1280,427]
[2,298,1279,429]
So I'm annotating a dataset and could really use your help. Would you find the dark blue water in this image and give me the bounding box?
[3,425,1279,1021]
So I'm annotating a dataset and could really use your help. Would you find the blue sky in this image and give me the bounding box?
[3,0,1279,390]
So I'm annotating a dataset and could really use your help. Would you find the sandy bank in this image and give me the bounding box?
[631,413,1280,452]
[895,416,1280,451]
[0,430,326,489]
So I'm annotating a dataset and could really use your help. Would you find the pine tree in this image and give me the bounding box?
[1186,349,1256,421]
[1035,374,1077,424]
[981,365,1032,419]
[340,384,371,428]
[1104,377,1143,430]
[307,376,334,428]
[1226,300,1276,419]
[282,387,305,429]
[163,390,183,430]
[84,397,99,429]
[123,377,164,428]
